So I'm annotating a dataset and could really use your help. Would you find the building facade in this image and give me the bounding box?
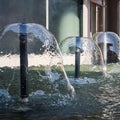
[84,0,120,38]
[0,0,120,43]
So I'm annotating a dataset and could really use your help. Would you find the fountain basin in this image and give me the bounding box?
[0,23,120,119]
[0,64,120,120]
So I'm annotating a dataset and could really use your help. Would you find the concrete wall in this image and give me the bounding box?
[106,0,118,34]
[0,0,46,31]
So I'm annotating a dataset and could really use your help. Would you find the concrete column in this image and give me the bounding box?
[103,0,106,32]
[118,0,120,36]
[46,0,49,30]
[83,0,90,37]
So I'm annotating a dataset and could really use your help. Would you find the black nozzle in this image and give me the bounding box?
[20,23,28,99]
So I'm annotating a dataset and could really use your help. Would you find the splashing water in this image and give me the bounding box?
[0,23,75,101]
[93,32,120,77]
[1,24,120,120]
[60,36,107,78]
[95,41,108,77]
[60,37,102,64]
[0,89,11,103]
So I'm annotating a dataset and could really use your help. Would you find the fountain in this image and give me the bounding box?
[93,32,120,77]
[60,36,104,75]
[58,35,120,120]
[74,37,83,78]
[93,32,120,64]
[1,25,120,120]
[0,23,75,103]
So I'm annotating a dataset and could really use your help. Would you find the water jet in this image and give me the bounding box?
[0,23,75,101]
[93,32,120,64]
[60,37,101,77]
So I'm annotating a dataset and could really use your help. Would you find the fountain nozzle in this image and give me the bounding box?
[75,37,83,78]
[19,23,28,99]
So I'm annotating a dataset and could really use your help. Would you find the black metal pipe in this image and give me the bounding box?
[19,24,28,99]
[75,37,80,78]
[75,49,80,78]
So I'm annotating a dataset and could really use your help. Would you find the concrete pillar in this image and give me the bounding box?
[83,0,90,37]
[118,0,120,36]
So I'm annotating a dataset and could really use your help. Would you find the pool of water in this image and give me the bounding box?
[0,64,120,120]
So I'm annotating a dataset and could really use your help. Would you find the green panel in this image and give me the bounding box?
[59,9,79,42]
[49,0,82,43]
